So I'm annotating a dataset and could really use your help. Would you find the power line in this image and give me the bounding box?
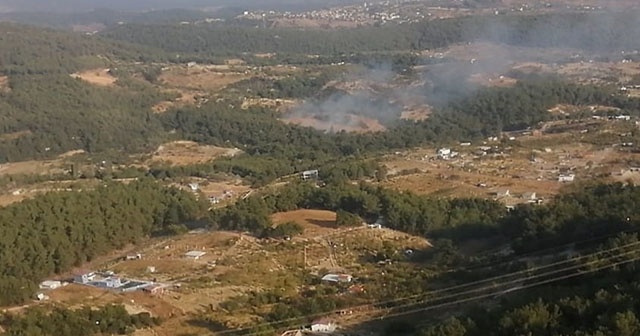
[373,254,640,332]
[213,241,640,335]
[247,252,640,336]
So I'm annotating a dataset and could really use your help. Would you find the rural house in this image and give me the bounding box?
[301,169,319,180]
[310,319,338,333]
[185,251,206,260]
[73,271,96,284]
[321,273,353,283]
[39,280,62,290]
[558,174,575,182]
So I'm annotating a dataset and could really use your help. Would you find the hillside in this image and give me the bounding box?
[0,23,174,162]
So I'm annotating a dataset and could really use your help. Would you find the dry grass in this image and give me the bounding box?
[152,90,204,113]
[146,141,242,166]
[0,159,65,176]
[70,68,117,86]
[0,130,31,141]
[158,66,248,92]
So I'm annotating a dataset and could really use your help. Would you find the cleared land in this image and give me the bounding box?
[158,66,249,92]
[381,118,640,204]
[70,68,117,86]
[146,141,242,166]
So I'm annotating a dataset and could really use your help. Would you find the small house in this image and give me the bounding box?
[321,273,353,283]
[301,169,319,180]
[142,284,165,296]
[185,251,206,260]
[437,148,451,159]
[73,271,96,284]
[310,319,337,333]
[39,280,62,290]
[125,253,142,260]
[558,174,575,182]
[521,192,537,201]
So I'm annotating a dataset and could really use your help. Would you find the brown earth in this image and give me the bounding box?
[70,68,117,86]
[271,209,338,237]
[158,66,248,92]
[146,141,242,166]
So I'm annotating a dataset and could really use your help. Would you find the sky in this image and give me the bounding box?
[0,0,355,12]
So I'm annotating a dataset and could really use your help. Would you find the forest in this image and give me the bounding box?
[100,11,640,56]
[0,304,159,336]
[0,179,208,306]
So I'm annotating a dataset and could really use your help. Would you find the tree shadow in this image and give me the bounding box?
[307,218,337,229]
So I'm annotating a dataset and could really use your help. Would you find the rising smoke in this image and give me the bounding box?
[288,9,640,133]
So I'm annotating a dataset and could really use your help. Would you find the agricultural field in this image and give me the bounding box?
[70,68,117,86]
[381,117,640,204]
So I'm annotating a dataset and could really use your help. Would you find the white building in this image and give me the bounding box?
[437,148,458,160]
[39,280,62,290]
[558,174,575,182]
[310,319,337,333]
[185,251,206,260]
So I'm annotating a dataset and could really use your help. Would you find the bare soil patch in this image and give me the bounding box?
[0,130,31,141]
[147,141,242,166]
[70,68,117,86]
[152,90,204,113]
[272,209,339,236]
[158,67,248,92]
[0,159,65,176]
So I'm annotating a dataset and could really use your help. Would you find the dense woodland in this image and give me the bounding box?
[0,304,158,336]
[0,179,208,306]
[101,12,640,56]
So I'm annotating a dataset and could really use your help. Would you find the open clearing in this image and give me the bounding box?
[70,68,117,86]
[158,66,249,92]
[146,141,242,166]
[272,209,338,236]
[381,118,640,203]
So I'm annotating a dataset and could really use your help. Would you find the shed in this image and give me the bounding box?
[73,271,96,284]
[310,319,337,333]
[185,251,206,260]
[301,169,319,180]
[321,274,352,283]
[39,280,62,290]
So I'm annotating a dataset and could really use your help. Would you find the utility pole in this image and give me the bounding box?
[303,244,308,269]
